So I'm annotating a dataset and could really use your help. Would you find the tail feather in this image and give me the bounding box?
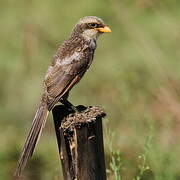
[14,103,49,177]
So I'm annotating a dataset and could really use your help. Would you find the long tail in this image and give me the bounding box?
[14,102,49,177]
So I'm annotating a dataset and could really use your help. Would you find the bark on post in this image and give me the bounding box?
[52,105,106,180]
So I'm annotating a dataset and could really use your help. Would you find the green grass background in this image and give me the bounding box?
[1,0,180,179]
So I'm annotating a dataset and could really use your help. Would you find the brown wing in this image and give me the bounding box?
[44,50,92,110]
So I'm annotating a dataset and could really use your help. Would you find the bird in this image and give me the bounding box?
[14,16,111,177]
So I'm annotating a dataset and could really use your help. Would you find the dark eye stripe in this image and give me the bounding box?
[88,23,100,28]
[90,23,98,27]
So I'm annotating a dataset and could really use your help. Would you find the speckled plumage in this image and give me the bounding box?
[14,16,110,177]
[43,33,96,110]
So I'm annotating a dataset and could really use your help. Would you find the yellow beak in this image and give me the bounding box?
[95,26,112,33]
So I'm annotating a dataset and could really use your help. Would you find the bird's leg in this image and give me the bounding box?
[60,98,79,112]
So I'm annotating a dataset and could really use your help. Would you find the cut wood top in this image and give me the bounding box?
[61,105,106,131]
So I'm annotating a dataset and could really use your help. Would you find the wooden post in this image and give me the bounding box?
[52,105,107,180]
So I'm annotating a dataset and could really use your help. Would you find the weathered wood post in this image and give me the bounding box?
[52,105,107,180]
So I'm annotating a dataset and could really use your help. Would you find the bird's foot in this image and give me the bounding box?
[60,99,79,112]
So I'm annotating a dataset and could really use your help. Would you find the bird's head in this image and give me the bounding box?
[72,16,111,40]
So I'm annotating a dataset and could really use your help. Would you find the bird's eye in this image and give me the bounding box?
[89,23,98,28]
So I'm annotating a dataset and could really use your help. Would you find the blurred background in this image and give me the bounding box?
[1,0,180,179]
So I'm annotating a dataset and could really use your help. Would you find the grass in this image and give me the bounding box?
[1,0,180,179]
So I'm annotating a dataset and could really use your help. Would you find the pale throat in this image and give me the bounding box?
[81,29,100,41]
